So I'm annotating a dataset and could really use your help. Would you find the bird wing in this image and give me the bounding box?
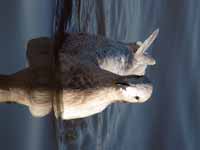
[26,33,134,77]
[62,32,134,76]
[59,52,120,89]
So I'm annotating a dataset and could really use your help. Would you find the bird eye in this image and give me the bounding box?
[135,96,140,100]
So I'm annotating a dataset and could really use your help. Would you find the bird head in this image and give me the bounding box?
[114,75,153,103]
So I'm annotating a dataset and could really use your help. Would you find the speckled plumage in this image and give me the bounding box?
[0,29,158,119]
[25,30,157,119]
[61,33,135,76]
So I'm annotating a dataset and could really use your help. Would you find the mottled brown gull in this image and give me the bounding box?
[0,29,158,120]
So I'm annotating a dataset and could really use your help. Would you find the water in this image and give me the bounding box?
[0,1,57,150]
[55,0,200,150]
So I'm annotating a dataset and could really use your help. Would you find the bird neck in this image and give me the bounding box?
[63,86,122,104]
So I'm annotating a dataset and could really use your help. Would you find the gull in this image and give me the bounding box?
[0,29,159,120]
